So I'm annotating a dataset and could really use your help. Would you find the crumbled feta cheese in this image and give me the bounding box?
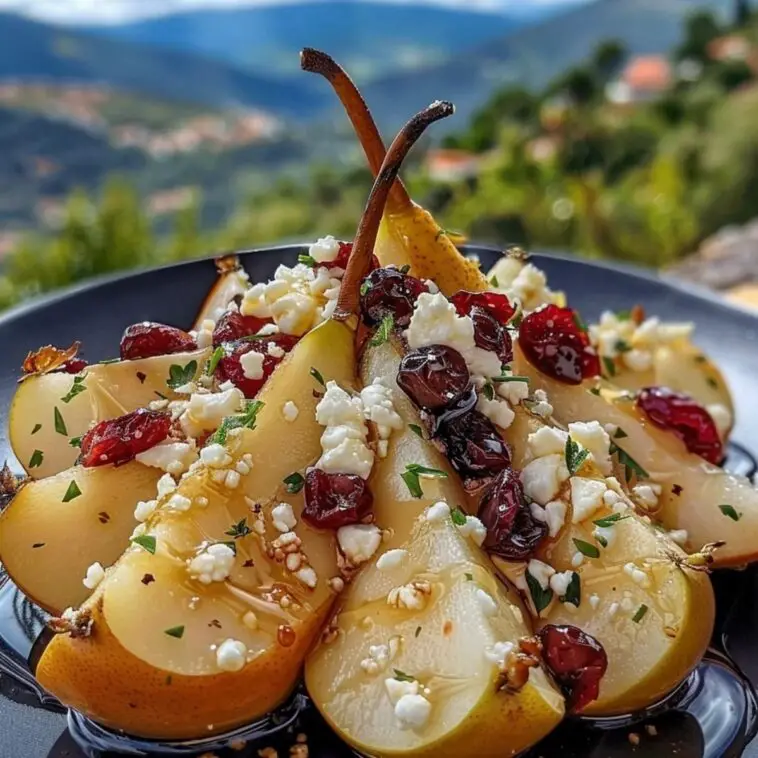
[361,638,401,675]
[267,341,285,359]
[188,543,236,584]
[567,421,612,475]
[484,640,515,666]
[475,588,497,617]
[668,529,688,546]
[134,499,157,522]
[337,524,382,565]
[623,562,651,588]
[571,552,585,568]
[395,693,432,731]
[240,350,265,381]
[385,677,418,704]
[309,235,341,264]
[496,372,530,405]
[216,639,247,672]
[157,473,177,498]
[549,570,574,597]
[541,500,567,538]
[136,440,198,476]
[529,389,553,418]
[200,443,233,469]
[527,559,555,590]
[500,262,562,313]
[522,454,566,505]
[360,378,403,441]
[183,386,244,437]
[527,426,568,458]
[271,503,297,533]
[387,581,431,610]
[633,484,660,509]
[425,501,450,522]
[242,610,258,630]
[589,593,601,610]
[593,524,617,549]
[295,566,318,588]
[603,488,621,507]
[406,293,502,377]
[195,318,216,350]
[165,493,192,512]
[282,400,299,422]
[456,515,487,546]
[476,393,515,430]
[570,477,608,523]
[377,549,408,571]
[706,403,732,437]
[82,561,105,590]
[224,470,241,489]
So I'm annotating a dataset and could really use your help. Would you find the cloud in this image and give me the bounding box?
[0,0,584,25]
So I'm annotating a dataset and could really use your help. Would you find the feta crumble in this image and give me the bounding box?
[240,350,265,381]
[527,559,555,590]
[337,524,382,565]
[282,400,299,422]
[360,378,403,452]
[82,561,105,590]
[271,503,297,533]
[136,440,198,476]
[188,543,236,584]
[377,549,408,571]
[216,638,247,672]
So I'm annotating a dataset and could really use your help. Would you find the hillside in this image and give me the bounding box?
[0,13,326,118]
[80,2,530,81]
[362,0,742,130]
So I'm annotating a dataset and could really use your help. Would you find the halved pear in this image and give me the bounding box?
[10,349,210,478]
[35,317,355,738]
[193,256,250,328]
[0,462,162,614]
[515,345,758,567]
[305,340,564,758]
[499,410,714,715]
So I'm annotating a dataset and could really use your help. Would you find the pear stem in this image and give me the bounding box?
[334,100,455,322]
[300,48,411,211]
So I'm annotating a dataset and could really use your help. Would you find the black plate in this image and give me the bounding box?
[2,245,758,758]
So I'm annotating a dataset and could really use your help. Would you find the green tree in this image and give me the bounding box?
[675,11,721,63]
[592,39,627,82]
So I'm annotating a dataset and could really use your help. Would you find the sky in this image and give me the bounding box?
[0,0,586,24]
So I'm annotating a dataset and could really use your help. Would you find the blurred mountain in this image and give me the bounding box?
[79,2,542,81]
[0,12,325,117]
[362,0,741,130]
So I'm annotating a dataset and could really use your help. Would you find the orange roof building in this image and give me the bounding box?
[606,55,672,104]
[424,149,481,183]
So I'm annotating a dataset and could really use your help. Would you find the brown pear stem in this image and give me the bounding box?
[334,100,455,322]
[300,48,411,211]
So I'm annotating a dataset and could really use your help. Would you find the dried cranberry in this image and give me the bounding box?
[470,306,513,364]
[212,311,272,345]
[302,468,373,529]
[519,305,600,385]
[360,267,428,327]
[479,469,547,560]
[80,409,171,468]
[57,357,88,374]
[450,290,516,325]
[397,345,470,410]
[332,241,379,272]
[216,340,285,398]
[436,409,511,483]
[637,386,723,464]
[538,624,608,712]
[120,322,196,361]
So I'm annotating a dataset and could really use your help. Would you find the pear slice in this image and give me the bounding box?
[514,345,758,567]
[301,48,486,296]
[0,462,162,614]
[193,255,250,328]
[305,340,564,758]
[10,349,210,478]
[35,101,454,740]
[498,409,714,715]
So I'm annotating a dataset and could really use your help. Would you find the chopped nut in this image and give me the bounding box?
[258,748,278,758]
[628,732,641,746]
[49,607,93,638]
[497,636,542,693]
[645,724,658,737]
[21,341,81,378]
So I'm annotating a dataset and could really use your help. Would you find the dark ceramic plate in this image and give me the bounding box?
[2,245,758,758]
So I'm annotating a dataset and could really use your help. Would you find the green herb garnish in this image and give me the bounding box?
[225,518,252,539]
[602,356,616,377]
[526,572,554,614]
[393,669,416,683]
[409,424,424,438]
[565,436,589,476]
[360,281,371,296]
[61,375,87,403]
[401,464,448,498]
[614,339,631,354]
[415,626,422,637]
[31,423,42,435]
[465,573,474,582]
[208,400,264,446]
[592,513,629,528]
[482,381,495,401]
[62,479,82,503]
[29,449,44,468]
[451,506,467,526]
[632,604,649,623]
[609,442,649,481]
[298,254,317,267]
[310,367,325,387]
[370,314,394,347]
[719,504,741,521]
[572,311,588,333]
[490,275,499,287]
[572,538,600,559]
[69,435,82,448]
[167,360,198,390]
[131,534,157,554]
[283,472,305,494]
[164,625,185,639]
[613,427,628,439]
[54,406,67,436]
[561,572,581,606]
[206,346,224,375]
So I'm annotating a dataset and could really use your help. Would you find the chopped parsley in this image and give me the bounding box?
[131,534,157,554]
[615,309,631,320]
[613,427,628,439]
[225,518,252,539]
[632,604,649,623]
[164,625,185,639]
[565,436,589,476]
[99,357,120,364]
[694,355,707,364]
[207,400,264,446]
[592,513,629,528]
[490,275,499,287]
[53,406,67,436]
[283,472,305,494]
[62,479,82,503]
[609,443,649,481]
[602,356,616,378]
[561,572,581,606]
[61,375,87,403]
[706,377,719,390]
[298,254,317,267]
[310,367,325,387]
[370,314,394,347]
[409,424,424,439]
[393,669,415,683]
[572,311,588,333]
[415,626,422,637]
[481,381,495,401]
[719,504,741,521]
[526,572,554,614]
[492,373,529,384]
[572,538,600,559]
[589,386,601,396]
[206,346,225,376]
[465,573,474,582]
[360,280,371,296]
[29,449,44,469]
[69,436,82,448]
[167,360,198,390]
[401,464,448,498]
[399,264,412,274]
[614,339,631,354]
[450,506,467,526]
[31,423,42,435]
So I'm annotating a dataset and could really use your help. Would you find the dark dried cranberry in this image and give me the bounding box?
[538,624,608,712]
[80,409,171,468]
[397,345,470,410]
[450,290,516,324]
[302,468,373,529]
[332,241,380,272]
[470,306,513,364]
[436,409,511,482]
[57,357,88,374]
[212,311,272,345]
[479,469,547,560]
[637,386,723,464]
[120,322,196,361]
[360,267,428,327]
[519,305,600,385]
[216,339,286,398]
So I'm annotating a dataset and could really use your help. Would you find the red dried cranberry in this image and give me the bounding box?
[216,340,284,398]
[519,305,600,385]
[538,624,608,712]
[57,357,88,374]
[80,409,171,468]
[397,345,470,410]
[470,306,513,364]
[120,322,196,361]
[479,469,547,560]
[332,241,379,272]
[212,311,272,345]
[302,468,373,529]
[637,386,723,464]
[436,409,511,483]
[360,267,428,327]
[450,290,516,324]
